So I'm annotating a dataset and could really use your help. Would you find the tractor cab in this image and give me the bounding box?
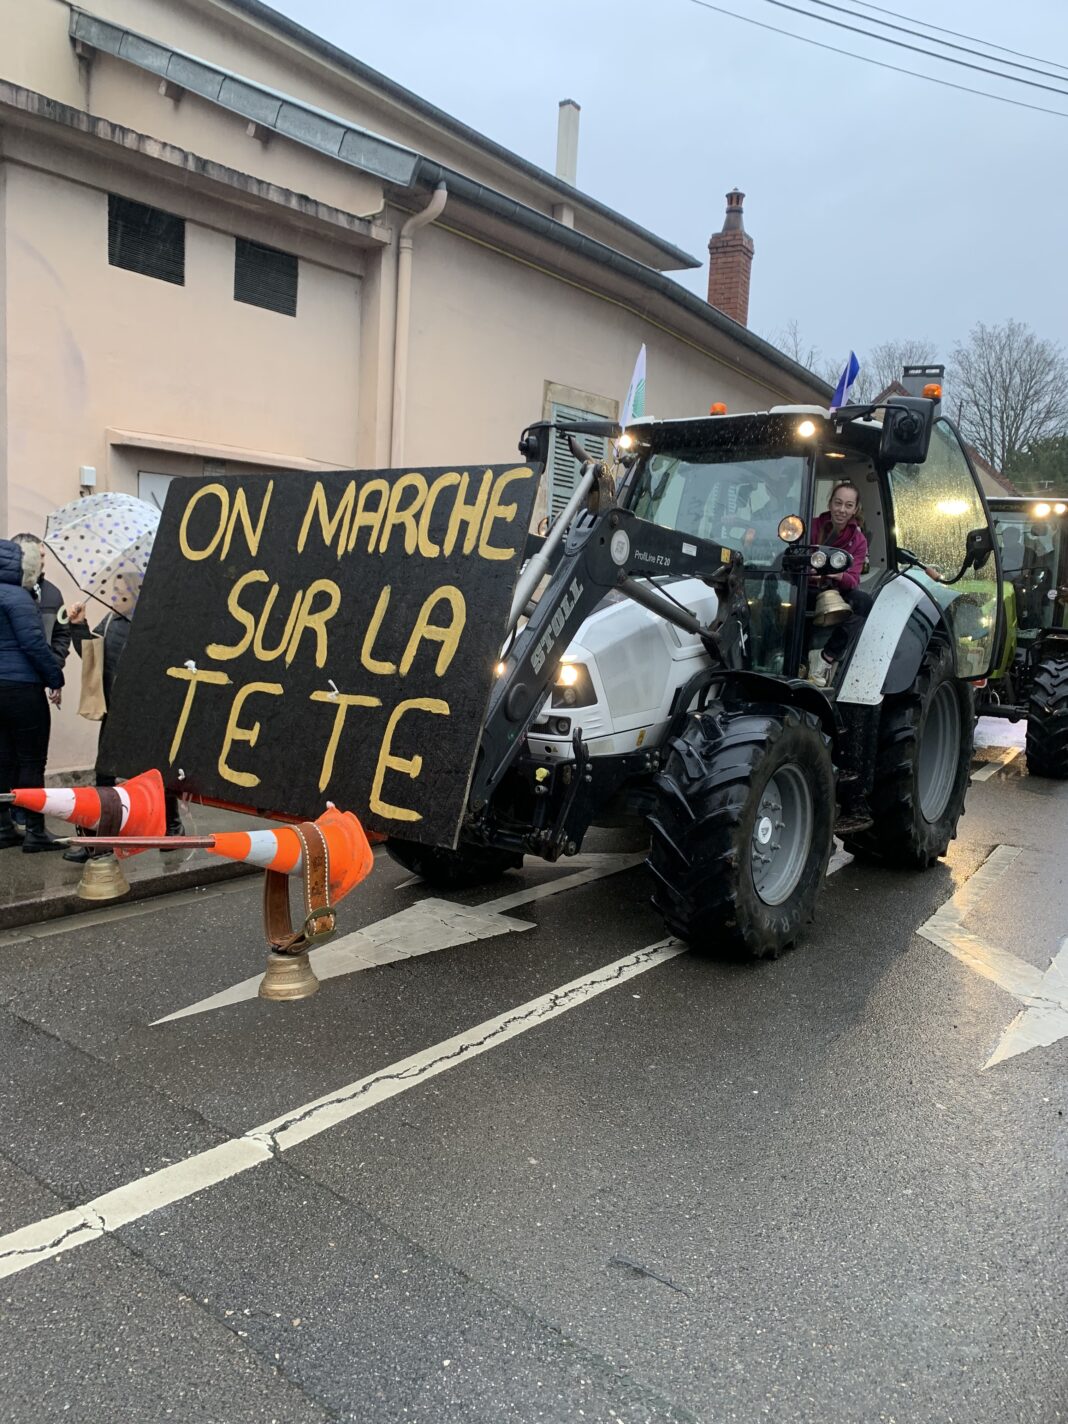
[975,496,1068,777]
[623,404,1001,687]
[990,496,1068,638]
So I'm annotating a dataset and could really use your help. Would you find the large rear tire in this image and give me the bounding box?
[844,640,971,868]
[1025,656,1068,778]
[386,839,523,889]
[647,707,835,959]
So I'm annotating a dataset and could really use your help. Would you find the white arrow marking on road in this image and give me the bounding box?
[156,843,855,1024]
[152,852,647,1024]
[917,845,1068,1068]
[0,938,685,1282]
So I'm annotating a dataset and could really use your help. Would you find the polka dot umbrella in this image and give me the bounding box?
[44,493,161,617]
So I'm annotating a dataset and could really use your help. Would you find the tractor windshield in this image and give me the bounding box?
[994,508,1068,634]
[631,451,806,570]
[889,420,1001,678]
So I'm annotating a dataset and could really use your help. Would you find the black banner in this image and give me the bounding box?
[100,465,537,847]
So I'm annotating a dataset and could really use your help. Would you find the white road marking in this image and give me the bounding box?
[827,839,853,876]
[971,746,1022,782]
[0,842,964,1281]
[917,845,1068,1068]
[153,852,647,1023]
[987,939,1068,1068]
[0,939,685,1283]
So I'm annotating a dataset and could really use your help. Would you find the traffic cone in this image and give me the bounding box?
[205,807,373,903]
[3,769,166,853]
[81,806,374,904]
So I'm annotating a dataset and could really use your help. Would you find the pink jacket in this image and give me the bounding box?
[812,514,868,592]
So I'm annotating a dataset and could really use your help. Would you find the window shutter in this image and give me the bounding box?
[234,238,298,316]
[547,402,609,523]
[108,195,185,285]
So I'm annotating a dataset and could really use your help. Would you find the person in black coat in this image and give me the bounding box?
[0,538,65,851]
[9,533,72,832]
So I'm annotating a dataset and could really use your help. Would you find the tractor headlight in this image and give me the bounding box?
[551,661,596,708]
[828,549,850,571]
[809,549,828,570]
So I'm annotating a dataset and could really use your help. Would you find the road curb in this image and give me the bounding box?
[0,856,257,932]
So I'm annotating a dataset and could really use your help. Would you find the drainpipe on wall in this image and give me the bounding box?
[390,182,448,466]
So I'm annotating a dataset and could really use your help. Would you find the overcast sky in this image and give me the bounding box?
[270,0,1067,379]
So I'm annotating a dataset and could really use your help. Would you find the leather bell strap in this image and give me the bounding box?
[81,785,125,855]
[263,822,337,955]
[96,786,125,836]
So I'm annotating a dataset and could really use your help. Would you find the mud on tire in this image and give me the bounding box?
[647,706,835,960]
[844,639,972,868]
[386,839,523,889]
[1025,656,1068,779]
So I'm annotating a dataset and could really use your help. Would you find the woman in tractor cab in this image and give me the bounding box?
[806,479,873,689]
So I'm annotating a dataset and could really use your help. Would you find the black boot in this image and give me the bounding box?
[21,810,64,853]
[0,808,20,851]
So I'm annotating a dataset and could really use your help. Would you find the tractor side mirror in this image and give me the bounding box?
[880,397,935,466]
[517,422,552,467]
[965,525,995,571]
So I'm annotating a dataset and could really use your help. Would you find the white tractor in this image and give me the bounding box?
[389,397,1003,959]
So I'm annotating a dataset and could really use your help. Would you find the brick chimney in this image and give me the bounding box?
[707,189,754,327]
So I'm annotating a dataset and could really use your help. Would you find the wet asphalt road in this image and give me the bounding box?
[0,739,1065,1424]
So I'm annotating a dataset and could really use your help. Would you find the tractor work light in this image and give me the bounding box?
[778,515,805,543]
[617,432,635,450]
[551,662,596,709]
[1034,502,1052,518]
[828,549,850,571]
[809,549,828,570]
[797,419,817,438]
[1056,503,1067,515]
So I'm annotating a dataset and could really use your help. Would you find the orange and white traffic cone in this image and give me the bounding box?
[3,768,167,852]
[208,807,374,902]
[82,806,373,903]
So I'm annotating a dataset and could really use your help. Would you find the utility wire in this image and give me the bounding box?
[805,0,1068,87]
[688,0,1068,121]
[753,0,1068,99]
[852,0,1068,77]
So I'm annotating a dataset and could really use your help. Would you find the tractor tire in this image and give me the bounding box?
[1025,656,1068,778]
[647,706,834,959]
[844,639,972,869]
[385,838,523,889]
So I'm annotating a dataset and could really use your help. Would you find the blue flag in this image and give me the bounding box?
[830,351,860,410]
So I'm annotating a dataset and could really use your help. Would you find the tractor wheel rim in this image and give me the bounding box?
[919,681,961,822]
[750,764,813,906]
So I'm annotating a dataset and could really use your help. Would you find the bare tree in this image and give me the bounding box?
[949,320,1068,470]
[771,318,822,373]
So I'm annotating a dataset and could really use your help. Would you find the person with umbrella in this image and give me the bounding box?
[0,538,66,851]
